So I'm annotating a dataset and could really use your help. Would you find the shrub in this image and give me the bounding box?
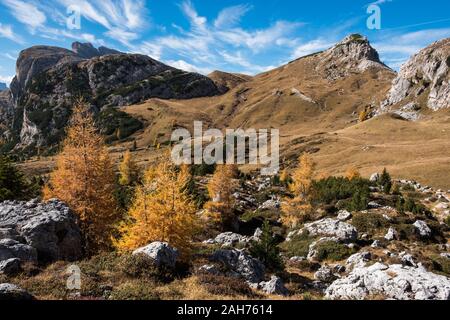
[190,163,216,176]
[197,273,258,298]
[0,156,33,201]
[348,189,369,211]
[430,256,450,276]
[249,220,284,272]
[445,216,450,228]
[117,253,174,282]
[351,212,388,234]
[311,176,371,206]
[109,281,160,300]
[97,107,143,142]
[396,224,418,241]
[379,168,392,194]
[314,241,357,262]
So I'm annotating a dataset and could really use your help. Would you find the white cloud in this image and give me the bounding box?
[56,0,148,44]
[0,23,23,43]
[105,28,139,46]
[165,59,212,75]
[2,53,17,61]
[291,38,334,58]
[38,25,104,45]
[180,0,207,32]
[372,28,450,70]
[369,0,393,5]
[128,2,302,76]
[2,0,46,30]
[0,75,14,86]
[214,4,252,29]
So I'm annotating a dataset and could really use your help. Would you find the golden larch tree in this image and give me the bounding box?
[345,166,361,180]
[281,153,316,228]
[118,150,139,186]
[205,164,238,229]
[116,154,199,255]
[43,101,119,254]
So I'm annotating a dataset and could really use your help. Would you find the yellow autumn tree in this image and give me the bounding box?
[205,164,238,229]
[281,153,316,228]
[345,166,361,180]
[118,150,139,186]
[116,154,199,255]
[43,101,119,254]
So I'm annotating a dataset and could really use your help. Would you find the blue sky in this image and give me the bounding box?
[1,0,450,86]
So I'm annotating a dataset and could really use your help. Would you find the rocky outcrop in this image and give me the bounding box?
[316,34,392,81]
[325,262,450,300]
[258,276,288,296]
[314,265,337,283]
[0,283,34,300]
[0,199,82,263]
[133,242,179,269]
[413,220,432,238]
[211,249,265,283]
[72,42,121,59]
[3,42,221,151]
[302,218,357,242]
[0,258,21,276]
[381,38,450,112]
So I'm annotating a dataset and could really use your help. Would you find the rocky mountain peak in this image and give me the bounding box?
[71,42,122,59]
[381,38,450,112]
[316,34,391,81]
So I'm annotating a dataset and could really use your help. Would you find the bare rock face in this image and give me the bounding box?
[381,38,450,112]
[3,42,221,152]
[325,262,450,300]
[0,199,83,263]
[72,42,121,59]
[304,218,358,242]
[316,34,392,81]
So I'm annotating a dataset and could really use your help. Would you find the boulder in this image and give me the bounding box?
[0,239,37,263]
[370,173,380,182]
[371,240,384,248]
[258,198,280,211]
[413,220,432,238]
[384,227,398,241]
[198,264,221,275]
[133,242,179,269]
[346,251,372,270]
[259,276,288,296]
[0,283,34,300]
[337,210,352,221]
[212,232,249,246]
[325,263,450,300]
[314,265,337,283]
[303,218,357,242]
[0,199,82,263]
[400,252,417,267]
[0,258,21,276]
[211,249,265,283]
